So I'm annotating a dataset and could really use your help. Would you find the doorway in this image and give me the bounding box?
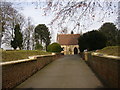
[74,47,78,54]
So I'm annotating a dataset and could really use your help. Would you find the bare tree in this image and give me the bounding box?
[118,1,120,30]
[23,17,35,50]
[0,1,14,48]
[40,0,118,33]
[60,27,68,34]
[1,1,25,48]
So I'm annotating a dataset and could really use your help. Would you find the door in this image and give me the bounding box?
[74,47,78,54]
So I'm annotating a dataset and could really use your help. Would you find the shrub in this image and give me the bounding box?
[47,44,52,52]
[47,43,62,52]
[35,43,43,50]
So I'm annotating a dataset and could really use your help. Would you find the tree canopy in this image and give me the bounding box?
[34,24,51,50]
[78,30,107,52]
[99,22,119,46]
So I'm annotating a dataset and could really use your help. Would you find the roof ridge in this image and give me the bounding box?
[58,34,80,35]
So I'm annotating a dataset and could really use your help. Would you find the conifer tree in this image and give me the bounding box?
[11,24,23,50]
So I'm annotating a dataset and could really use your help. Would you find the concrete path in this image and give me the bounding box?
[16,55,103,88]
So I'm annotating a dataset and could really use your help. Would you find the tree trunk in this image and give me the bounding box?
[26,36,30,50]
[0,32,2,48]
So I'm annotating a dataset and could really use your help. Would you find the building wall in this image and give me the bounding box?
[61,45,79,55]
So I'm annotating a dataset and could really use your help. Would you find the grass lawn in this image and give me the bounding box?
[96,46,120,56]
[2,50,51,62]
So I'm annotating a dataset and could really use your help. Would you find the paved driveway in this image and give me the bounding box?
[16,55,103,88]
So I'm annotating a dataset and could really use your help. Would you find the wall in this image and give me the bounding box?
[84,52,120,88]
[61,45,79,55]
[2,54,61,88]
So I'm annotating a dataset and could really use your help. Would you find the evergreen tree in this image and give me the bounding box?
[78,30,107,52]
[11,24,23,50]
[34,24,51,50]
[99,22,118,46]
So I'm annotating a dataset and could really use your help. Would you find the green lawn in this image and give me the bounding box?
[96,46,120,56]
[2,50,51,62]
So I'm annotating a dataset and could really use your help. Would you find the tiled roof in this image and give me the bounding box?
[57,34,80,45]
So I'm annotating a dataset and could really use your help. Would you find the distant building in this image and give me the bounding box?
[57,34,80,55]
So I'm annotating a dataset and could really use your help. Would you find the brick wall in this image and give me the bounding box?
[84,52,120,88]
[2,54,61,88]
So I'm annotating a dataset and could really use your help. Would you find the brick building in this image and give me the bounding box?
[57,34,80,55]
